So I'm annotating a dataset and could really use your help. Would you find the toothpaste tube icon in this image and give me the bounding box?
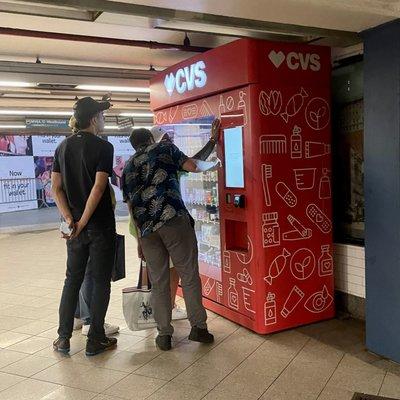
[281,286,305,318]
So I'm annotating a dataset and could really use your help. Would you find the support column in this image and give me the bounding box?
[363,19,400,362]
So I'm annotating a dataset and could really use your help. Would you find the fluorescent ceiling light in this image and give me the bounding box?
[0,125,26,129]
[0,81,33,88]
[76,85,150,93]
[119,112,153,117]
[105,125,152,130]
[0,110,72,116]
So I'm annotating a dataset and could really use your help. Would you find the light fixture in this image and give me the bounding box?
[76,85,150,93]
[104,125,152,130]
[0,124,26,129]
[0,81,33,88]
[0,110,72,116]
[119,112,154,118]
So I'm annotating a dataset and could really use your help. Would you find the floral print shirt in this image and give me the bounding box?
[122,142,189,237]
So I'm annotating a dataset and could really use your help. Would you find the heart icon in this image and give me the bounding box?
[316,215,323,223]
[164,73,175,96]
[268,50,285,68]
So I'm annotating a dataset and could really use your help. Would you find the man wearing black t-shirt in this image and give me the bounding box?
[51,97,117,356]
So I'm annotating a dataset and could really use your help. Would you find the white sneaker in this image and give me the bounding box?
[172,306,187,321]
[73,318,83,330]
[81,323,120,336]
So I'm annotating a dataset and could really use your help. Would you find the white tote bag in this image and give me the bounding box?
[122,260,157,331]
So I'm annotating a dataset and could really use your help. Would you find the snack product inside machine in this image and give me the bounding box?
[150,38,334,333]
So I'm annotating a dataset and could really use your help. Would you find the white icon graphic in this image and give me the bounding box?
[305,141,331,158]
[242,287,256,314]
[199,100,213,118]
[290,248,316,280]
[260,134,287,154]
[264,292,277,325]
[237,268,253,286]
[238,91,248,125]
[235,235,254,265]
[305,97,330,131]
[264,248,290,285]
[259,90,283,116]
[304,285,333,313]
[219,95,226,117]
[318,168,331,199]
[228,278,239,310]
[226,96,235,111]
[318,245,333,277]
[155,111,167,125]
[306,203,332,234]
[203,278,215,296]
[216,281,223,303]
[281,286,305,318]
[290,125,302,159]
[261,164,273,206]
[164,73,175,95]
[182,103,198,120]
[223,251,231,273]
[294,168,316,191]
[169,106,179,123]
[275,182,297,207]
[262,212,280,248]
[268,50,285,68]
[283,215,312,241]
[281,87,308,123]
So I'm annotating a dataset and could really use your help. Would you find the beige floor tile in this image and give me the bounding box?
[33,360,128,393]
[104,373,167,400]
[40,386,97,400]
[147,382,209,400]
[294,339,344,367]
[379,372,400,399]
[134,352,192,380]
[6,337,53,354]
[0,316,37,331]
[99,350,159,373]
[0,331,31,348]
[1,354,59,377]
[0,371,25,391]
[93,395,125,400]
[0,349,27,369]
[0,305,49,320]
[108,333,143,351]
[12,321,57,336]
[326,354,385,394]
[203,362,276,400]
[0,378,59,400]
[317,386,358,400]
[259,384,318,400]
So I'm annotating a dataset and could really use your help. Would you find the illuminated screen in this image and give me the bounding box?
[224,126,244,188]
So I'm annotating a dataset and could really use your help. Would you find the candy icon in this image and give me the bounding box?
[264,249,291,285]
[281,88,308,123]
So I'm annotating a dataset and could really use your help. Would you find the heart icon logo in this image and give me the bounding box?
[164,73,175,96]
[268,50,285,68]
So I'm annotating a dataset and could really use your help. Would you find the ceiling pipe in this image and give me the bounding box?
[0,27,211,53]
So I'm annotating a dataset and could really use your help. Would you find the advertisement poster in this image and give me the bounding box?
[0,155,37,213]
[107,136,134,201]
[0,135,33,156]
[32,135,65,157]
[34,156,56,207]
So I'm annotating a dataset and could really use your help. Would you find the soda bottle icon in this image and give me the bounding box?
[228,278,239,310]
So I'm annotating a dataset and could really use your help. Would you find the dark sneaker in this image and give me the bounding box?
[155,335,172,351]
[188,327,214,343]
[85,337,117,356]
[53,337,70,354]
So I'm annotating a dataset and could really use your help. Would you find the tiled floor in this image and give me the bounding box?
[1,222,400,400]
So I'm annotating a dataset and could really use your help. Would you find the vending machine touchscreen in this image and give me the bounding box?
[224,126,244,189]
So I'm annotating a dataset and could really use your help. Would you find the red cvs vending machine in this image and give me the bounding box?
[150,39,334,334]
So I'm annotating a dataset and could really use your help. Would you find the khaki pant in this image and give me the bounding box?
[140,214,207,336]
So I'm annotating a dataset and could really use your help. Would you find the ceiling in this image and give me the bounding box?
[0,0,397,132]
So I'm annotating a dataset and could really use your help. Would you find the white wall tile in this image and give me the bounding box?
[334,243,366,299]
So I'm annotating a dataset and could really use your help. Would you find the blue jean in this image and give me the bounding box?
[74,261,93,325]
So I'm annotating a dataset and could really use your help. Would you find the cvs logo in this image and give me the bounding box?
[164,60,207,96]
[268,50,321,71]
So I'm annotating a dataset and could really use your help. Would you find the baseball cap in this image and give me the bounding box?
[150,126,168,143]
[73,96,111,120]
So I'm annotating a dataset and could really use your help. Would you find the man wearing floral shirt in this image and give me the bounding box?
[122,127,217,351]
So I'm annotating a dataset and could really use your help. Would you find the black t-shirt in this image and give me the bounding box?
[52,131,115,229]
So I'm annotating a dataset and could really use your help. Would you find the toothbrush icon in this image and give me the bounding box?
[262,164,272,206]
